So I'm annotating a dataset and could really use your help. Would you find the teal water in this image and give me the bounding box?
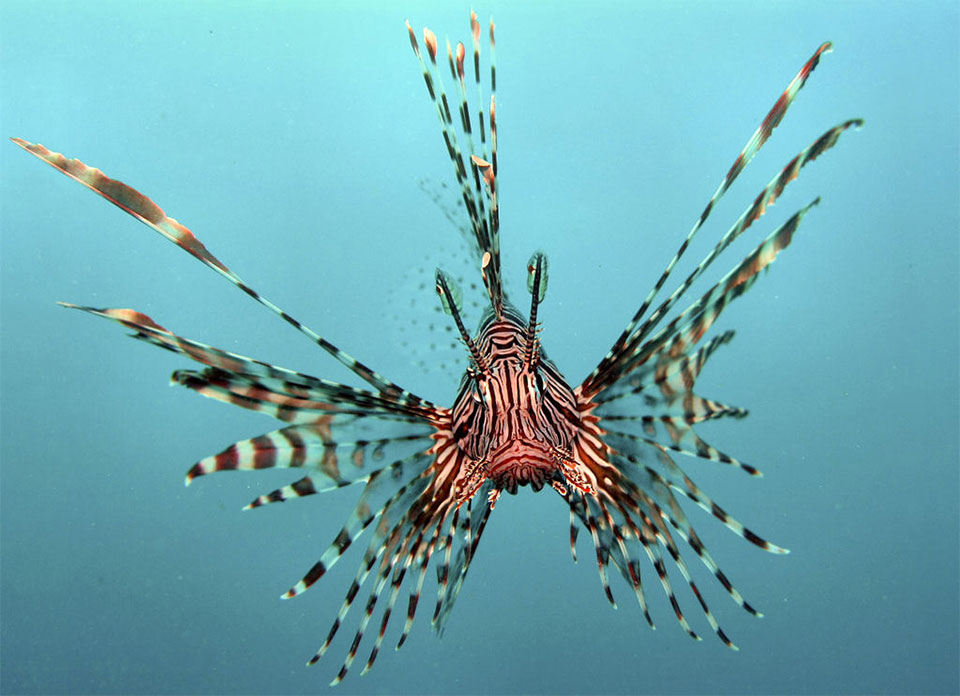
[2,2,957,694]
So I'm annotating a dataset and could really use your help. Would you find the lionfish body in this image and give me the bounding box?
[13,12,861,685]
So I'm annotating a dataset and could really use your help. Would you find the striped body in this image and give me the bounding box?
[451,304,581,497]
[13,11,861,686]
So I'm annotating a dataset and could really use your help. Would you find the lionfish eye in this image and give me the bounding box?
[534,369,545,396]
[470,377,484,403]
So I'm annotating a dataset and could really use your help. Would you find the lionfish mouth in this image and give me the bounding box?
[484,438,563,493]
[491,465,557,495]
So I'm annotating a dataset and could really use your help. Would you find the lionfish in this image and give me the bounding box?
[13,11,861,686]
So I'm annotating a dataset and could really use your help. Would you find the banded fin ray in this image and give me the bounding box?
[171,367,434,422]
[592,330,736,407]
[309,479,467,686]
[583,118,863,396]
[59,303,441,420]
[596,197,822,395]
[603,422,758,477]
[10,137,427,408]
[432,480,494,634]
[183,421,435,496]
[286,453,435,603]
[583,42,836,395]
[624,118,863,352]
[406,15,503,317]
[591,332,759,475]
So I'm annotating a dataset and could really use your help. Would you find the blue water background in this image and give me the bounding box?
[2,2,957,694]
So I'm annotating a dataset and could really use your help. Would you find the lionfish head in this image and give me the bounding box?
[438,252,587,507]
